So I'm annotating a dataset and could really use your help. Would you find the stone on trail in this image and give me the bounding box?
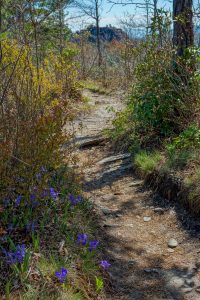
[97,153,131,165]
[101,207,112,215]
[167,248,175,253]
[74,135,107,148]
[154,207,165,214]
[144,268,160,274]
[143,216,151,222]
[170,276,184,288]
[168,238,178,248]
[182,287,193,293]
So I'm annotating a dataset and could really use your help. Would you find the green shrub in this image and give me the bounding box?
[111,42,199,149]
[165,125,200,170]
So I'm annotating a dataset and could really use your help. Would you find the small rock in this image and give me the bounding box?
[101,208,112,215]
[170,277,184,288]
[168,238,178,248]
[144,268,160,274]
[167,248,175,253]
[143,217,151,222]
[154,207,165,214]
[116,214,122,218]
[182,287,193,293]
[185,279,195,287]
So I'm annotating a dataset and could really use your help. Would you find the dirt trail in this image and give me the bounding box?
[74,90,200,300]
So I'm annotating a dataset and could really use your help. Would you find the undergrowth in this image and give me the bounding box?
[0,37,110,299]
[0,165,110,299]
[110,40,200,214]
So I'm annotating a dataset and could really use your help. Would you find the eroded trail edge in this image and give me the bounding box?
[74,90,200,300]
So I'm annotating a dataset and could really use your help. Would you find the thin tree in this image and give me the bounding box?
[108,0,158,38]
[75,0,103,67]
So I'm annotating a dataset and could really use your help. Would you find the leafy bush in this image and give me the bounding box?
[0,39,80,204]
[165,125,200,169]
[131,45,198,138]
[111,42,199,149]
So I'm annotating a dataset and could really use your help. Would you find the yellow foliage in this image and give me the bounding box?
[0,38,81,199]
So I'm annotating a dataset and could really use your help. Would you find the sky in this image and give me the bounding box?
[67,0,199,30]
[67,0,173,30]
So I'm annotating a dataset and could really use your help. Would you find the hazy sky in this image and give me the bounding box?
[67,0,197,30]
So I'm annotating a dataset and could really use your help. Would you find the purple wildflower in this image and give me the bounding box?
[15,195,23,207]
[77,233,88,246]
[100,260,111,269]
[50,187,58,200]
[5,244,26,265]
[69,194,82,206]
[55,267,68,283]
[89,240,99,252]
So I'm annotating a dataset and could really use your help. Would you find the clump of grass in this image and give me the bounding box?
[134,151,162,177]
[165,149,198,170]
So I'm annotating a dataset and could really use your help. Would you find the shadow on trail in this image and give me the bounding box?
[141,187,200,239]
[84,152,200,241]
[99,218,195,300]
[83,159,133,193]
[82,150,200,299]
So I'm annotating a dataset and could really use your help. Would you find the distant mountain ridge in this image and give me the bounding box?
[75,25,127,43]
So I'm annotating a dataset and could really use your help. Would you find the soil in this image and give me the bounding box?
[73,90,200,300]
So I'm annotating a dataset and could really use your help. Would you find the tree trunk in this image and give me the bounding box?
[95,0,102,67]
[59,0,65,55]
[173,0,194,57]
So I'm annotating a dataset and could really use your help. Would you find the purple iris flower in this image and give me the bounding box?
[77,233,88,246]
[89,240,99,252]
[50,187,58,200]
[69,194,82,206]
[4,244,26,265]
[55,267,68,283]
[15,195,23,207]
[100,260,111,269]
